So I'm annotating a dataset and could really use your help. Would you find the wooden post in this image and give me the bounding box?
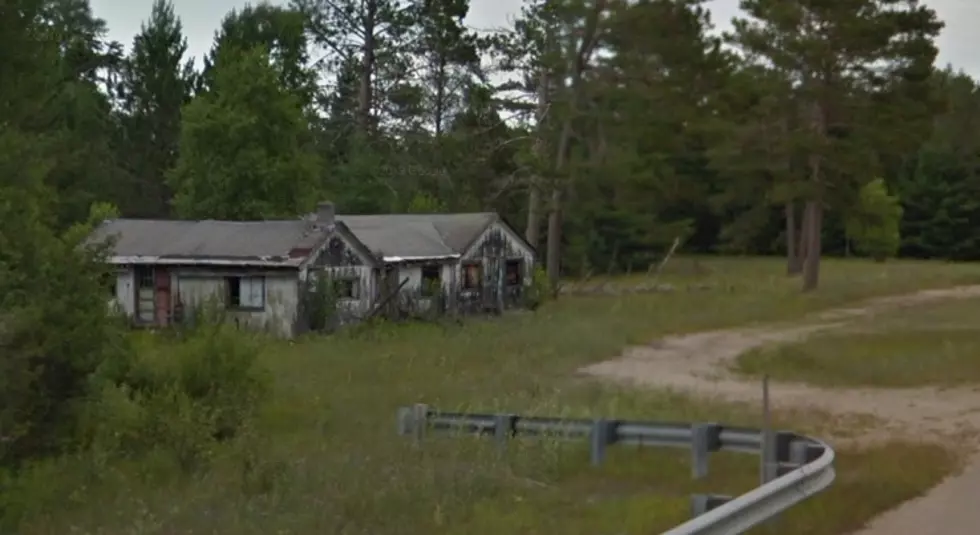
[760,375,772,485]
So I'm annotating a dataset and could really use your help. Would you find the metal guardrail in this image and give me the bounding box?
[396,404,835,534]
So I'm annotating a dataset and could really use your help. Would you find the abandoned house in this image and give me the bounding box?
[87,202,537,337]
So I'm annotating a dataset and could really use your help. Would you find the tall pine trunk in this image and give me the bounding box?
[802,199,823,291]
[801,101,825,292]
[356,0,377,135]
[526,69,549,250]
[785,202,802,275]
[543,0,605,292]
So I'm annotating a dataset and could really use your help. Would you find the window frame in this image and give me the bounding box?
[505,259,523,287]
[461,262,482,290]
[226,276,266,310]
[333,277,359,299]
[420,264,442,297]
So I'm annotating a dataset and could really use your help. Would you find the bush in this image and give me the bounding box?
[523,265,552,310]
[83,320,270,472]
[0,200,131,466]
[299,271,340,333]
[846,178,903,261]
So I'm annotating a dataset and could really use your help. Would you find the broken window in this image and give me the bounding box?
[421,264,441,296]
[135,266,155,323]
[136,266,153,289]
[505,259,523,286]
[227,276,265,309]
[462,262,481,290]
[334,278,358,299]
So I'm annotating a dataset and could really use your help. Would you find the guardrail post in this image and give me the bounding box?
[690,494,732,518]
[691,423,722,479]
[776,438,823,476]
[396,406,412,436]
[789,438,809,465]
[590,419,616,466]
[760,375,772,485]
[494,414,516,449]
[411,403,429,445]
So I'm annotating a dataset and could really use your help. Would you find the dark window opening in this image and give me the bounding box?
[134,266,155,322]
[506,260,522,286]
[102,272,116,297]
[462,263,481,290]
[226,276,265,309]
[334,278,357,299]
[136,266,153,288]
[421,264,441,296]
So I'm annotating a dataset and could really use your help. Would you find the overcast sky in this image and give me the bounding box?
[91,0,980,75]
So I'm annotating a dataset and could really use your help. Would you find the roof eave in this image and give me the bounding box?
[108,255,303,268]
[381,254,461,263]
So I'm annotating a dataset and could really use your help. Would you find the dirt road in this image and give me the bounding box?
[578,285,980,534]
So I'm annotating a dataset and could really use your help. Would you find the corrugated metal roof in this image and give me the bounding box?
[337,213,495,258]
[89,219,329,266]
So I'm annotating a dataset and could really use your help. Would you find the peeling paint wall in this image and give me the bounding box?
[114,268,135,316]
[458,221,536,311]
[307,265,375,318]
[304,233,378,322]
[111,266,300,337]
[175,270,298,337]
[387,262,456,314]
[394,263,455,292]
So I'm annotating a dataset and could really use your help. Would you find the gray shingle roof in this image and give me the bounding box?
[89,219,329,266]
[337,213,496,259]
[87,212,500,266]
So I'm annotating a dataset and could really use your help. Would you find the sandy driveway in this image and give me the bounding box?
[579,285,980,535]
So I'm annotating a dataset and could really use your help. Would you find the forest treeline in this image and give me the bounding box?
[2,0,979,526]
[3,0,977,287]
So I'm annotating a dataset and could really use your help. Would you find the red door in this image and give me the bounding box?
[154,268,171,326]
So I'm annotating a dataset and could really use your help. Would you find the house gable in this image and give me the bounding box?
[462,217,536,261]
[302,223,379,269]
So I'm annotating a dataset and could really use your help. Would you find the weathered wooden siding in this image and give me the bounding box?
[388,262,456,313]
[304,232,378,320]
[458,220,536,310]
[111,266,300,337]
[175,269,298,337]
[114,268,135,316]
[394,263,456,292]
[306,265,375,318]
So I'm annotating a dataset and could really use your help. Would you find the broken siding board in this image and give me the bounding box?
[458,221,537,311]
[304,229,377,270]
[300,229,378,320]
[175,271,299,337]
[307,265,375,319]
[114,268,136,317]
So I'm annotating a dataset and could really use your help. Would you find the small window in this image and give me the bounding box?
[101,271,116,297]
[462,262,481,290]
[227,276,265,309]
[334,278,358,299]
[136,266,153,288]
[421,264,441,296]
[505,259,522,286]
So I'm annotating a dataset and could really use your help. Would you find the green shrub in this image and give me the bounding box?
[82,320,270,472]
[523,265,552,310]
[300,272,339,333]
[0,200,132,466]
[846,178,903,261]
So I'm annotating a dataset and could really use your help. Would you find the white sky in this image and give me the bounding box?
[91,0,980,75]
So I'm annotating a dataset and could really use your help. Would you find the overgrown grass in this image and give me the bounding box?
[735,294,980,388]
[12,256,980,534]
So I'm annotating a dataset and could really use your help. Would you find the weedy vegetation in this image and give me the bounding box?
[3,256,978,534]
[736,296,980,388]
